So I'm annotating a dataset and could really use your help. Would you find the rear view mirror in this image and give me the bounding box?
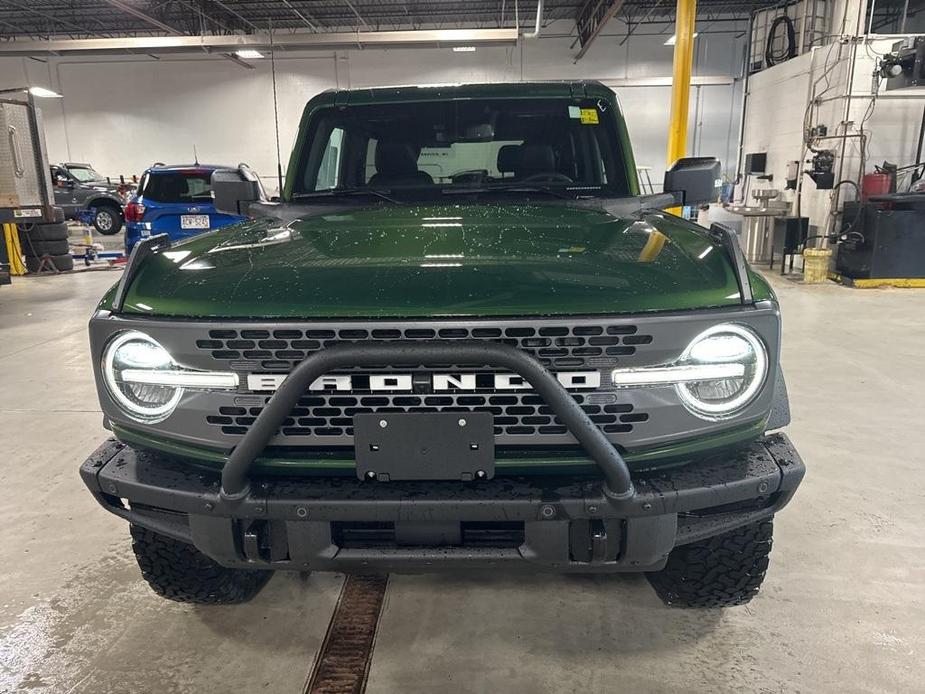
[663,157,721,207]
[461,123,495,142]
[211,165,265,216]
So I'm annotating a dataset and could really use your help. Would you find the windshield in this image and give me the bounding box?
[294,97,631,199]
[67,166,104,182]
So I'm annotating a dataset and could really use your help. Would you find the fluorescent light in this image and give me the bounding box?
[664,33,699,46]
[235,49,264,59]
[28,86,62,98]
[453,46,477,52]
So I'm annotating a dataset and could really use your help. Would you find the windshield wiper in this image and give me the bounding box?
[292,188,404,205]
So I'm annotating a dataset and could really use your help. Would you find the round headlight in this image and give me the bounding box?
[676,324,768,418]
[103,331,182,422]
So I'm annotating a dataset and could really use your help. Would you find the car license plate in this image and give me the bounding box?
[180,214,210,230]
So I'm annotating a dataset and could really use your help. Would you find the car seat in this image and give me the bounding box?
[368,141,434,187]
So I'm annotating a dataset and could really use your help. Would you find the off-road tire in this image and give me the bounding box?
[646,519,773,608]
[25,253,74,273]
[20,221,68,242]
[23,238,70,257]
[130,525,272,604]
[93,204,123,235]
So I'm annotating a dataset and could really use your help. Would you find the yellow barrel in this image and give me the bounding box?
[802,248,832,284]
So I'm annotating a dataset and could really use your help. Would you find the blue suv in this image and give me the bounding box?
[124,164,246,254]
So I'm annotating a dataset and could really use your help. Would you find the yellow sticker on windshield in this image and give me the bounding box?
[579,108,599,124]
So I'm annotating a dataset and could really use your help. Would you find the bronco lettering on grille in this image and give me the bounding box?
[245,371,602,393]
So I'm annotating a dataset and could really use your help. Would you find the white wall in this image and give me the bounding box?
[741,35,925,235]
[0,20,747,195]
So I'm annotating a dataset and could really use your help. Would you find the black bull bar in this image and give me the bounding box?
[220,340,635,500]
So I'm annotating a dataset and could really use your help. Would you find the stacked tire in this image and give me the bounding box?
[18,221,74,273]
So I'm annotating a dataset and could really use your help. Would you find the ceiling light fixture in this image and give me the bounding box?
[235,49,264,59]
[664,33,699,46]
[28,86,62,98]
[453,46,477,52]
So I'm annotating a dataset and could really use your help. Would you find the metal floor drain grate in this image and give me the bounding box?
[304,574,389,694]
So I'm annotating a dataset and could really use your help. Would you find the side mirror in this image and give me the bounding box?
[663,157,721,207]
[211,165,266,216]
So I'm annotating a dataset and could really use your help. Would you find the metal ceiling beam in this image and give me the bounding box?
[342,0,372,30]
[102,0,184,35]
[620,0,665,44]
[173,0,238,34]
[208,0,263,32]
[574,0,626,61]
[279,0,321,32]
[3,0,112,39]
[0,28,520,56]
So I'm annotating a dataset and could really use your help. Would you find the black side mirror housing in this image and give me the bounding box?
[211,165,265,217]
[663,157,721,207]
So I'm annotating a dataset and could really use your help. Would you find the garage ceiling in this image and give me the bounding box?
[0,1,782,38]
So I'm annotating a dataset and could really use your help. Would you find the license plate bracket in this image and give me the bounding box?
[354,412,495,481]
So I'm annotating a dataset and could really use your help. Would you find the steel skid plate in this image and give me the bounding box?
[354,412,495,482]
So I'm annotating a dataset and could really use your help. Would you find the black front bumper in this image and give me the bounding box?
[80,434,804,573]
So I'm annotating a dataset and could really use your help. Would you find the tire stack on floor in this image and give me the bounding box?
[18,221,75,273]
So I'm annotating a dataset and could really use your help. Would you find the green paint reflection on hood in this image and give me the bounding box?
[118,203,749,318]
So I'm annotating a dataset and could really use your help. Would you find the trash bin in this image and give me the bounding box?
[802,248,832,284]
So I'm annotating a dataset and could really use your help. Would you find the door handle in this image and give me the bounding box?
[8,125,25,177]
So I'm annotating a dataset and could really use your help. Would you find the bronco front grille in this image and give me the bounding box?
[195,322,654,372]
[206,391,650,439]
[196,319,658,445]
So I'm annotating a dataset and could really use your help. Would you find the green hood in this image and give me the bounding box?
[118,203,754,319]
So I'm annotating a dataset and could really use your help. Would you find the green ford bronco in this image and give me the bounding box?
[81,81,804,608]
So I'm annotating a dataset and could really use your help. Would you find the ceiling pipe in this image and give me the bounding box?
[522,0,544,39]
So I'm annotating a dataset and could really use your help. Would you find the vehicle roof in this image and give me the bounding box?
[145,164,232,173]
[317,80,615,106]
[62,162,94,168]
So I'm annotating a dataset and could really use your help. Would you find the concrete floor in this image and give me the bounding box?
[1,268,923,693]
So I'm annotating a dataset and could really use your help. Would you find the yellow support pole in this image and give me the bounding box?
[665,0,697,217]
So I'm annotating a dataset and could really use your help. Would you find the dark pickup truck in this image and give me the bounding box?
[50,162,125,234]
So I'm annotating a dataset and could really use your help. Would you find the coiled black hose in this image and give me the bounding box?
[765,14,797,68]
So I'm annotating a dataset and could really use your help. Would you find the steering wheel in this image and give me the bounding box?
[520,172,574,184]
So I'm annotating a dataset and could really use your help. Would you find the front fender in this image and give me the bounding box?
[84,194,123,210]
